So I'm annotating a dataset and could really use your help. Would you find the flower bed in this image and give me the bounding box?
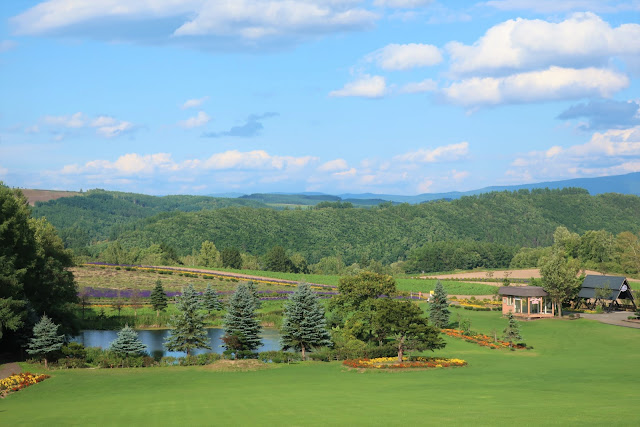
[441,329,526,350]
[0,372,50,396]
[343,356,467,369]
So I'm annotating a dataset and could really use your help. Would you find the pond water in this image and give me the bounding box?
[73,328,282,359]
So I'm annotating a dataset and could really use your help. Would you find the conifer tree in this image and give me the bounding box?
[27,314,65,369]
[164,284,211,356]
[246,281,262,309]
[202,284,222,313]
[109,325,147,356]
[280,283,332,359]
[222,283,262,357]
[429,280,450,328]
[503,312,522,348]
[150,279,168,318]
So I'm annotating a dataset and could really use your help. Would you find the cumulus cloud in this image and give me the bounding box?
[11,0,378,50]
[318,158,349,172]
[374,0,435,7]
[181,96,210,109]
[40,112,134,138]
[60,150,317,178]
[557,99,640,130]
[329,75,388,98]
[483,0,640,13]
[508,126,640,181]
[179,111,211,129]
[366,43,442,70]
[446,13,640,76]
[399,79,438,94]
[442,67,629,107]
[394,142,469,163]
[202,112,277,138]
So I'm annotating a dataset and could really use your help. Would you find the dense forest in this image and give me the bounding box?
[30,187,640,275]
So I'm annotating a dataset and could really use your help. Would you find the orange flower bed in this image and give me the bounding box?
[343,356,467,369]
[441,329,526,349]
[0,372,50,396]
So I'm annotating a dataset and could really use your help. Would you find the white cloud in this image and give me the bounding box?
[179,111,211,129]
[94,121,134,138]
[417,178,433,193]
[0,40,17,52]
[318,158,349,172]
[374,0,435,8]
[181,96,210,109]
[0,165,8,176]
[447,13,640,76]
[451,169,469,181]
[44,112,86,128]
[366,43,442,71]
[508,126,640,181]
[483,0,640,13]
[442,67,629,107]
[400,79,438,94]
[12,0,378,50]
[395,142,469,163]
[329,75,388,98]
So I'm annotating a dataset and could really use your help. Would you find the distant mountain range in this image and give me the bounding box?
[210,172,640,205]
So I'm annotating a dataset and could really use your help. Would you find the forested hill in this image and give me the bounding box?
[104,188,640,265]
[31,189,268,245]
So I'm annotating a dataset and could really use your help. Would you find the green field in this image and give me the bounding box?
[4,310,639,426]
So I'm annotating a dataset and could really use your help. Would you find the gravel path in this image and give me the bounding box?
[580,311,640,329]
[0,362,22,380]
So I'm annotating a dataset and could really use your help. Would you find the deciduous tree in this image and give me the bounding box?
[539,250,583,317]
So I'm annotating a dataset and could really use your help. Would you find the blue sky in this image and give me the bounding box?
[1,1,639,196]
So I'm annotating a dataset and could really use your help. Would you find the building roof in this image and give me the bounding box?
[499,286,548,297]
[577,275,631,300]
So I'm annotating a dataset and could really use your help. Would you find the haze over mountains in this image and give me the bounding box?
[210,172,640,205]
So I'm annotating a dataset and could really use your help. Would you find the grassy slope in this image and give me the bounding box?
[4,312,639,425]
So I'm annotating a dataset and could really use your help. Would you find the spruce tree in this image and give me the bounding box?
[202,284,222,313]
[280,283,332,359]
[429,280,450,328]
[26,314,65,369]
[246,281,262,309]
[222,283,262,357]
[109,325,147,356]
[164,284,211,356]
[503,312,522,348]
[150,279,168,318]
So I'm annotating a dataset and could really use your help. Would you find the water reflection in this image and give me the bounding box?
[73,328,281,358]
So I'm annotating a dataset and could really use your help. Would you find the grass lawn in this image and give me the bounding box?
[4,311,639,426]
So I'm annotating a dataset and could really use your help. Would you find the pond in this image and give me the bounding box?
[73,328,282,359]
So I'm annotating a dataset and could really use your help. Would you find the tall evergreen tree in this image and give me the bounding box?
[280,283,332,359]
[164,284,211,356]
[202,284,222,313]
[222,283,262,357]
[150,279,168,318]
[26,314,65,369]
[428,280,450,328]
[109,325,147,356]
[502,312,522,348]
[246,281,262,309]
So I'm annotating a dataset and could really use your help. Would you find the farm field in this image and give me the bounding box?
[74,264,497,296]
[3,310,639,426]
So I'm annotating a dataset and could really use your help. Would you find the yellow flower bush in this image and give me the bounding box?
[0,372,50,396]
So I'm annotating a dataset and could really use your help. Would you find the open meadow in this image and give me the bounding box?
[3,309,639,426]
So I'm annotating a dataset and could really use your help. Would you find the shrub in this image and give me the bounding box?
[308,347,334,362]
[257,351,302,364]
[159,356,179,366]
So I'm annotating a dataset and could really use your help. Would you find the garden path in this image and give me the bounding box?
[0,362,22,380]
[581,311,640,329]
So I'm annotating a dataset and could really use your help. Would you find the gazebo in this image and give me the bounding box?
[498,286,554,319]
[574,275,636,311]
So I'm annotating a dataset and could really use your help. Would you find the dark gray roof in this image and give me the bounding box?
[499,286,548,297]
[578,275,631,300]
[581,275,626,290]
